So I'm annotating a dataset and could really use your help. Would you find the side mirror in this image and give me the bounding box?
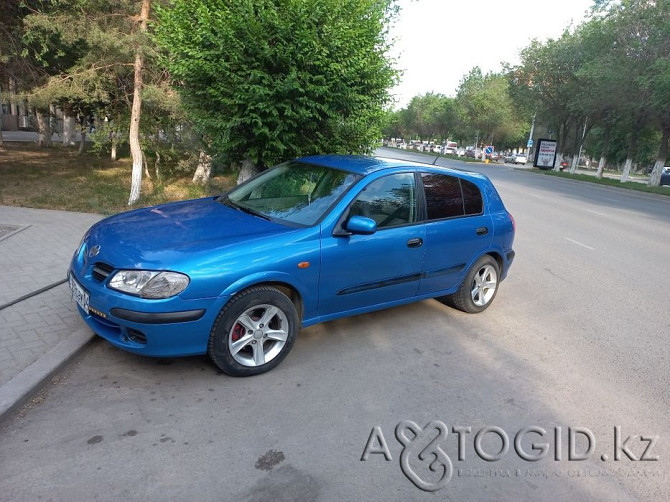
[345,215,377,235]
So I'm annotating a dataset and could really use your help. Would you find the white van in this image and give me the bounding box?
[444,141,458,155]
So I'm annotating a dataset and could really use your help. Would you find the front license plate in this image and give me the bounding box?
[69,273,90,315]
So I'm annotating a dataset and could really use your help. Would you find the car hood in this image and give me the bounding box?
[85,197,297,269]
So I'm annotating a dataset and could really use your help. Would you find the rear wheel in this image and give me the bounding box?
[443,255,500,313]
[208,286,298,376]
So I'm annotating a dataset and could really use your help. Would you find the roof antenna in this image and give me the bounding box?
[432,155,439,165]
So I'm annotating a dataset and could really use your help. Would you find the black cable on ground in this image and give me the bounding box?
[0,278,68,312]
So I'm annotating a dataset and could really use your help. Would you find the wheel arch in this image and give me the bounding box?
[223,278,305,323]
[261,281,304,322]
[485,251,504,275]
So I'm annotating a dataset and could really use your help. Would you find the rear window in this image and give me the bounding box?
[461,179,483,215]
[421,173,484,220]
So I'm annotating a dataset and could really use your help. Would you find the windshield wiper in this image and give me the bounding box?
[220,197,271,220]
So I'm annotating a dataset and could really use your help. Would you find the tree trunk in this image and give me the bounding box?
[62,112,76,146]
[142,151,151,179]
[621,115,643,183]
[155,151,161,184]
[553,153,563,172]
[111,134,118,161]
[127,0,151,206]
[621,158,633,182]
[77,130,86,155]
[237,158,258,184]
[648,123,669,187]
[569,156,578,174]
[596,123,611,179]
[193,150,212,184]
[35,110,52,148]
[569,117,589,175]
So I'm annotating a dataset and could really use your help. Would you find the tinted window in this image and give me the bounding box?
[462,179,483,215]
[349,173,416,229]
[421,173,463,219]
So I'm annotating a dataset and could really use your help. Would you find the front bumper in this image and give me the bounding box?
[68,262,227,358]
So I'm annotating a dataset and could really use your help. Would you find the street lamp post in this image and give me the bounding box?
[527,113,536,157]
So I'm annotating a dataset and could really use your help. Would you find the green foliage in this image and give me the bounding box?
[16,0,202,185]
[507,0,670,171]
[455,68,528,149]
[88,118,129,156]
[384,72,526,150]
[508,29,588,153]
[400,93,457,142]
[155,0,399,169]
[20,0,141,108]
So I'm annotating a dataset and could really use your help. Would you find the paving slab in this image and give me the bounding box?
[0,206,102,419]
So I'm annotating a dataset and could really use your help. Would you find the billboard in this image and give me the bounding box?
[533,139,557,170]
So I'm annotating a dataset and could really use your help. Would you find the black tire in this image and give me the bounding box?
[208,286,298,376]
[442,255,500,314]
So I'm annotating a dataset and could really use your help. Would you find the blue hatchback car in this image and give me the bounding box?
[69,155,515,376]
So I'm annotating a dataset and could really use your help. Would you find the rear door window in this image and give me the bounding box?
[420,173,483,220]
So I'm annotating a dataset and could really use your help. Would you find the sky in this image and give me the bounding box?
[389,0,595,108]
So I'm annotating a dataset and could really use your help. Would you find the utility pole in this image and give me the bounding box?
[527,113,536,157]
[570,117,588,175]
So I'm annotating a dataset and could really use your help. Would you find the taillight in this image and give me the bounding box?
[508,212,515,232]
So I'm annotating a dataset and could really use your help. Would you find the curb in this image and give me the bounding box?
[515,168,670,202]
[0,326,95,423]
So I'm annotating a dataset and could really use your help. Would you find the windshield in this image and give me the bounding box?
[221,161,360,226]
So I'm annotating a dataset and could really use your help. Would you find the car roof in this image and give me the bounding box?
[297,154,487,180]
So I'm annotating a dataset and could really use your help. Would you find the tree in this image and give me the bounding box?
[127,0,150,205]
[509,30,588,169]
[456,68,527,151]
[0,0,24,149]
[21,0,162,203]
[398,93,457,142]
[155,0,400,180]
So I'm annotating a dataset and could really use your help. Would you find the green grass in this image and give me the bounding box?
[0,142,237,214]
[528,168,670,196]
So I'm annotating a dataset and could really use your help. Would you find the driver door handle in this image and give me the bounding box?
[476,227,489,236]
[407,238,423,248]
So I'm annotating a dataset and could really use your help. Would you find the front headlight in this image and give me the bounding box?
[108,270,190,299]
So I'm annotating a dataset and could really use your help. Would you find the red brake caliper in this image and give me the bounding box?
[231,323,245,342]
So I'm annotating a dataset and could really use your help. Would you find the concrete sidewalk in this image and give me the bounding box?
[0,206,102,420]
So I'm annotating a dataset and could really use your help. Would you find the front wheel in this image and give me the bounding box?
[208,286,298,376]
[442,255,500,313]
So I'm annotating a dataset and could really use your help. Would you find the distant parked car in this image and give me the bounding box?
[505,153,528,165]
[661,168,670,186]
[465,149,476,159]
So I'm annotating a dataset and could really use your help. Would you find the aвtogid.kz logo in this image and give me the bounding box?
[361,422,660,492]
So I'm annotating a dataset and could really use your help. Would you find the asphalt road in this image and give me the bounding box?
[1,149,668,501]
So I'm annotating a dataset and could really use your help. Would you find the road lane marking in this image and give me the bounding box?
[586,209,608,217]
[528,193,543,198]
[565,237,596,251]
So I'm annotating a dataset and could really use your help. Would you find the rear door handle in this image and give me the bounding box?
[407,238,423,248]
[476,227,489,236]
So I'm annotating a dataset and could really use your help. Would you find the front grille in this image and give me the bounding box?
[92,262,114,282]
